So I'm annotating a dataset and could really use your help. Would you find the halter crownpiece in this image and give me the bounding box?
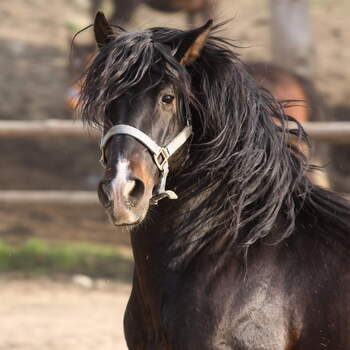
[100,124,192,205]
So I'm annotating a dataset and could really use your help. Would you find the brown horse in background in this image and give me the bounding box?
[247,62,330,188]
[67,43,96,110]
[90,0,217,28]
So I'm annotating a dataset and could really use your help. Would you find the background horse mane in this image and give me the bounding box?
[80,25,349,267]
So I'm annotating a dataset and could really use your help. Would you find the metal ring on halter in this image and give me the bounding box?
[99,124,192,205]
[153,147,170,171]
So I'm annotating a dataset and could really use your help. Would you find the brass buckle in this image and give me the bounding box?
[154,147,169,171]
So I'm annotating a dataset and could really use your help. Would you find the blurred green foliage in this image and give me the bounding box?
[0,239,133,281]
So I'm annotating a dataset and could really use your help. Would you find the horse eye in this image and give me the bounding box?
[161,94,175,105]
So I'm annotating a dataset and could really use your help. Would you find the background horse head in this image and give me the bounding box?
[247,62,330,188]
[247,62,327,124]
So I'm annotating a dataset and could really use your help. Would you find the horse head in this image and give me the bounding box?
[82,12,212,226]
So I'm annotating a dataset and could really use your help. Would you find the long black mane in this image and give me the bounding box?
[80,25,350,266]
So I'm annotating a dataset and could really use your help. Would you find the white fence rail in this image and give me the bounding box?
[0,191,98,204]
[304,122,350,144]
[0,119,99,137]
[0,190,348,204]
[0,119,349,204]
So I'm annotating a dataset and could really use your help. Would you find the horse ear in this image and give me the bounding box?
[175,20,213,65]
[94,11,114,48]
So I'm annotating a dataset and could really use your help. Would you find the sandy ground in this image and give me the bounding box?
[0,277,131,350]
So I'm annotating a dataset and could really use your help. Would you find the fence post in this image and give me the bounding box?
[269,0,313,78]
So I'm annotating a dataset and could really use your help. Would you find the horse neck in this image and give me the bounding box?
[131,198,191,263]
[129,189,210,288]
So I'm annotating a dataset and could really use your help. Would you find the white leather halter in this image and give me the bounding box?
[100,124,192,204]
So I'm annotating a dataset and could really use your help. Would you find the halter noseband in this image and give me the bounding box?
[100,124,192,205]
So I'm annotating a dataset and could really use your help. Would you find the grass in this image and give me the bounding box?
[0,239,133,281]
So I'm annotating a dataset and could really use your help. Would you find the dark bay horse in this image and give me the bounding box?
[79,12,350,349]
[91,0,217,28]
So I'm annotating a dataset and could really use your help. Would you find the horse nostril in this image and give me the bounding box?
[98,182,112,208]
[125,177,145,205]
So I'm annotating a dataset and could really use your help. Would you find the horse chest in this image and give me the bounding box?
[167,289,288,349]
[125,272,292,350]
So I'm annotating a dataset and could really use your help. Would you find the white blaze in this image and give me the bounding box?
[112,158,130,194]
[111,158,137,200]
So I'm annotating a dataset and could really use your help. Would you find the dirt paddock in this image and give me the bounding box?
[0,277,130,350]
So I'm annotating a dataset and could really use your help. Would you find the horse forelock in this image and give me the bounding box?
[79,27,193,127]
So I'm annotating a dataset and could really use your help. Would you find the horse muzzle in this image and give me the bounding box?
[98,156,154,226]
[97,124,192,226]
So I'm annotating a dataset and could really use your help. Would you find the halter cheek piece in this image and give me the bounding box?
[99,124,192,205]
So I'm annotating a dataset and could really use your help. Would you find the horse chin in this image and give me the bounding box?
[111,219,141,230]
[108,213,141,228]
[106,205,148,229]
